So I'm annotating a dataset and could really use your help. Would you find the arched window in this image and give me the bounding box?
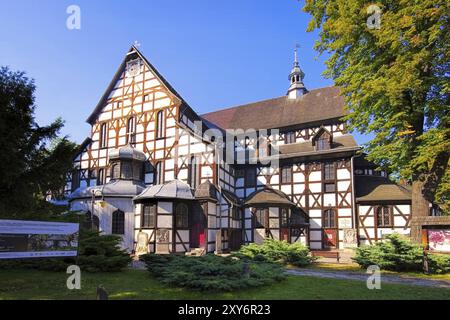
[111,163,120,180]
[175,203,189,229]
[112,210,125,235]
[100,123,108,148]
[126,117,136,144]
[323,209,336,228]
[156,110,165,139]
[376,206,392,227]
[154,162,163,185]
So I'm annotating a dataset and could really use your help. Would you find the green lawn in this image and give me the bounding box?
[0,269,449,300]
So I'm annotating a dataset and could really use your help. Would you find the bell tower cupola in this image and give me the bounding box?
[287,45,307,99]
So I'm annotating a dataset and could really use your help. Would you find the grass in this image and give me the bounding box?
[0,269,449,300]
[304,263,450,281]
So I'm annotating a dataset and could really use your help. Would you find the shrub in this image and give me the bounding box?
[353,233,450,274]
[76,230,131,272]
[0,230,131,273]
[427,254,450,274]
[234,239,315,267]
[140,254,286,291]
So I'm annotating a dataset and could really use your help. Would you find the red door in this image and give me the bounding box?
[192,223,206,248]
[324,229,338,248]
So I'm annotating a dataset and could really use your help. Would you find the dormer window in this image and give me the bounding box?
[312,127,332,151]
[284,131,296,144]
[317,137,330,151]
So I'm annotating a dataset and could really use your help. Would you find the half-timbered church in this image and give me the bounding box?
[68,45,412,255]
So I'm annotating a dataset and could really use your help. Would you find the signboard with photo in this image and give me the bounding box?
[0,220,79,259]
[427,229,450,253]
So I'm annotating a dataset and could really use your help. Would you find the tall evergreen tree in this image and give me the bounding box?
[0,67,77,218]
[304,0,450,214]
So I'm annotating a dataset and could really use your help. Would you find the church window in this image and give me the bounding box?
[175,203,189,229]
[121,161,133,179]
[254,208,268,228]
[281,208,289,227]
[100,123,107,149]
[142,204,156,228]
[284,131,296,144]
[324,163,336,180]
[323,209,336,228]
[376,206,392,227]
[126,117,136,145]
[156,110,165,139]
[316,136,330,151]
[245,167,256,188]
[188,156,200,189]
[111,163,120,180]
[97,169,104,185]
[154,162,163,185]
[281,166,292,184]
[71,170,80,191]
[112,210,125,235]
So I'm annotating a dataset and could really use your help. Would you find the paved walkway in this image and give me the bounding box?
[286,268,450,288]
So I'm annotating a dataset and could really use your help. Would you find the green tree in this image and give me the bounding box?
[0,67,78,218]
[304,0,450,214]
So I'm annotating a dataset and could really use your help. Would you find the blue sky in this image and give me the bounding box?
[0,0,370,145]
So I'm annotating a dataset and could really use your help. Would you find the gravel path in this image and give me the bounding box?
[286,268,450,288]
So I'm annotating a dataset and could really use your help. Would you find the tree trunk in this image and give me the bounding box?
[412,180,430,217]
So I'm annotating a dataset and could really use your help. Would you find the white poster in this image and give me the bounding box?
[428,229,450,253]
[0,220,79,259]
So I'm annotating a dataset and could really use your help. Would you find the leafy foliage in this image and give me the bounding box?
[76,230,131,272]
[0,229,131,273]
[233,239,316,267]
[140,254,286,292]
[352,233,450,273]
[0,66,78,218]
[427,254,450,274]
[303,1,450,213]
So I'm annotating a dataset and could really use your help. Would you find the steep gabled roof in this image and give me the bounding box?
[86,45,186,125]
[201,86,347,130]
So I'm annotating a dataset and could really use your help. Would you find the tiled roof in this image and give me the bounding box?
[355,176,411,202]
[201,86,346,130]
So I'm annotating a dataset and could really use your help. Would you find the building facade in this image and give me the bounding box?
[68,45,412,254]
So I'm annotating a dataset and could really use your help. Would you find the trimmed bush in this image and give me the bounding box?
[140,254,286,292]
[427,254,450,274]
[234,239,315,267]
[352,233,450,274]
[0,230,131,273]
